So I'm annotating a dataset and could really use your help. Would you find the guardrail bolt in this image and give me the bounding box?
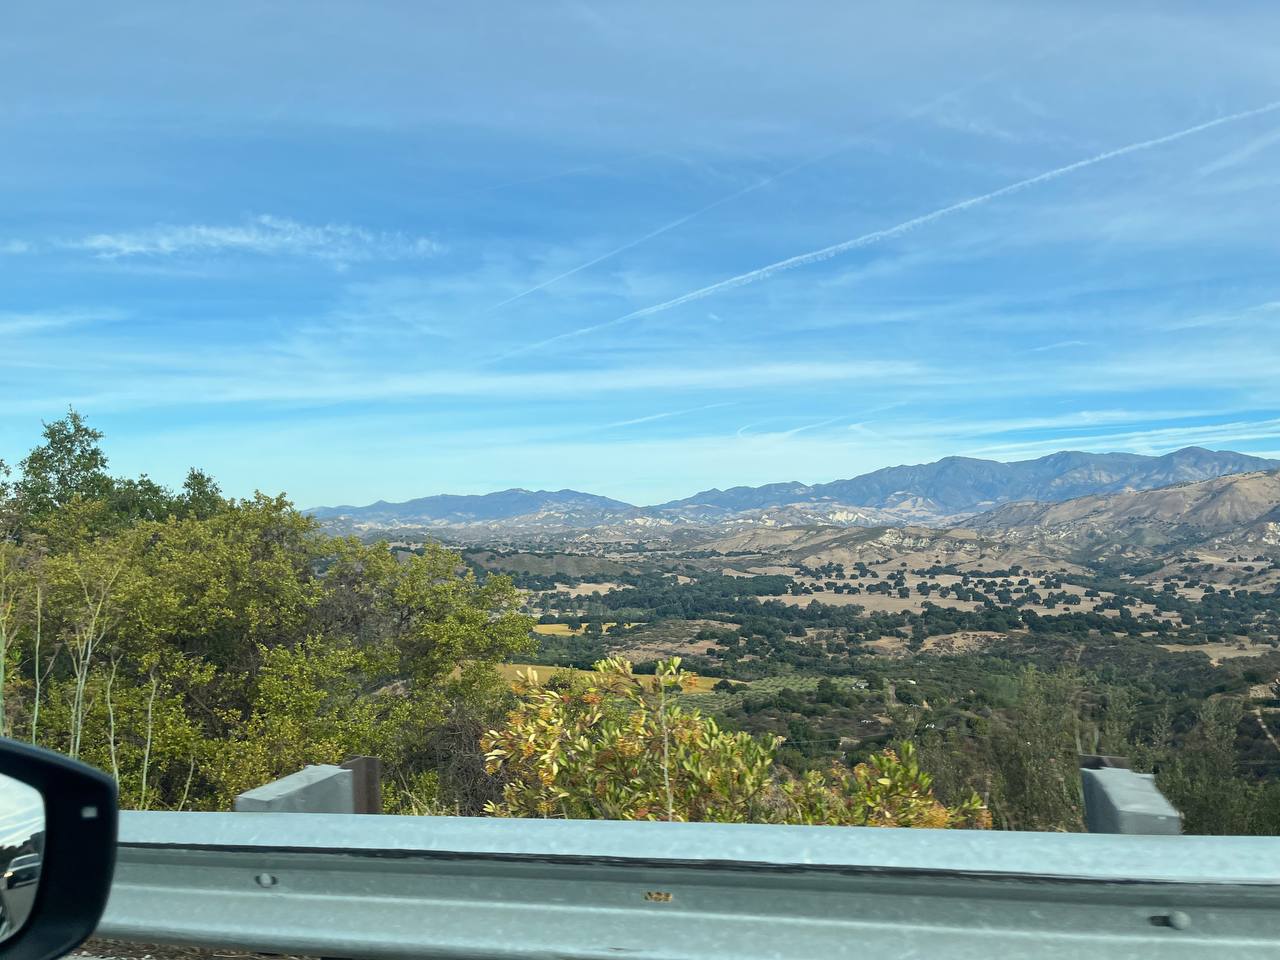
[255,872,279,888]
[1151,911,1191,930]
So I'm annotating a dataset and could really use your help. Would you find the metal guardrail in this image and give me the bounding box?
[100,811,1280,959]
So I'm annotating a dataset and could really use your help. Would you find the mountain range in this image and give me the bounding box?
[309,446,1280,536]
[310,488,633,529]
[695,468,1280,569]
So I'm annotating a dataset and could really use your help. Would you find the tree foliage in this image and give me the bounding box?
[482,657,989,827]
[0,410,534,811]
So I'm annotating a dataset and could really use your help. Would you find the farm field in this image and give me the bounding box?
[1157,641,1270,666]
[774,591,980,613]
[559,581,623,597]
[866,630,1007,657]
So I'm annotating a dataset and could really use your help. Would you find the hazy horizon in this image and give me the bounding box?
[307,444,1278,511]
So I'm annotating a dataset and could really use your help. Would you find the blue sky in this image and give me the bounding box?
[2,1,1280,507]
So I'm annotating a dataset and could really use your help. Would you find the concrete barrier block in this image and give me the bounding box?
[1081,766,1180,835]
[234,764,354,813]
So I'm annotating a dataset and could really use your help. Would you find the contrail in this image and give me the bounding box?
[490,19,1099,313]
[500,98,1280,359]
[490,138,883,310]
[602,400,735,430]
[489,179,787,309]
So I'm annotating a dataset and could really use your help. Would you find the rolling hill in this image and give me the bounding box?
[962,469,1280,556]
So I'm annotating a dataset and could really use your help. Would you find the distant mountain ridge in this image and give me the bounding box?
[662,447,1278,516]
[694,468,1280,570]
[309,446,1280,535]
[310,488,635,527]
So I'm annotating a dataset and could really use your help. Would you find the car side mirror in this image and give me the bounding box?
[0,739,118,960]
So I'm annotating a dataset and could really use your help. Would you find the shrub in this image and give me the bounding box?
[481,657,989,828]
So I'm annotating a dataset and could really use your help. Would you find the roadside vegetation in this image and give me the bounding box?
[4,410,1278,833]
[482,657,988,828]
[0,411,534,813]
[0,412,985,826]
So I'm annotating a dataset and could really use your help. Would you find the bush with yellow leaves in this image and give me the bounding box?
[481,657,989,828]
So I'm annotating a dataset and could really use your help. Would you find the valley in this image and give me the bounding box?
[436,468,1280,670]
[377,464,1280,832]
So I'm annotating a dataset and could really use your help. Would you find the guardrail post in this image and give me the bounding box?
[234,764,355,813]
[1079,756,1180,835]
[341,756,382,814]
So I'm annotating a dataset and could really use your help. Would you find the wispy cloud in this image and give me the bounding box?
[964,417,1280,460]
[490,22,1103,313]
[837,408,1272,449]
[1164,300,1280,332]
[1198,126,1280,176]
[1030,339,1090,352]
[0,308,123,337]
[737,405,904,440]
[501,97,1280,359]
[775,414,849,439]
[64,215,442,264]
[22,359,926,414]
[601,401,735,430]
[734,407,1242,448]
[488,137,887,311]
[932,110,1022,143]
[488,179,783,309]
